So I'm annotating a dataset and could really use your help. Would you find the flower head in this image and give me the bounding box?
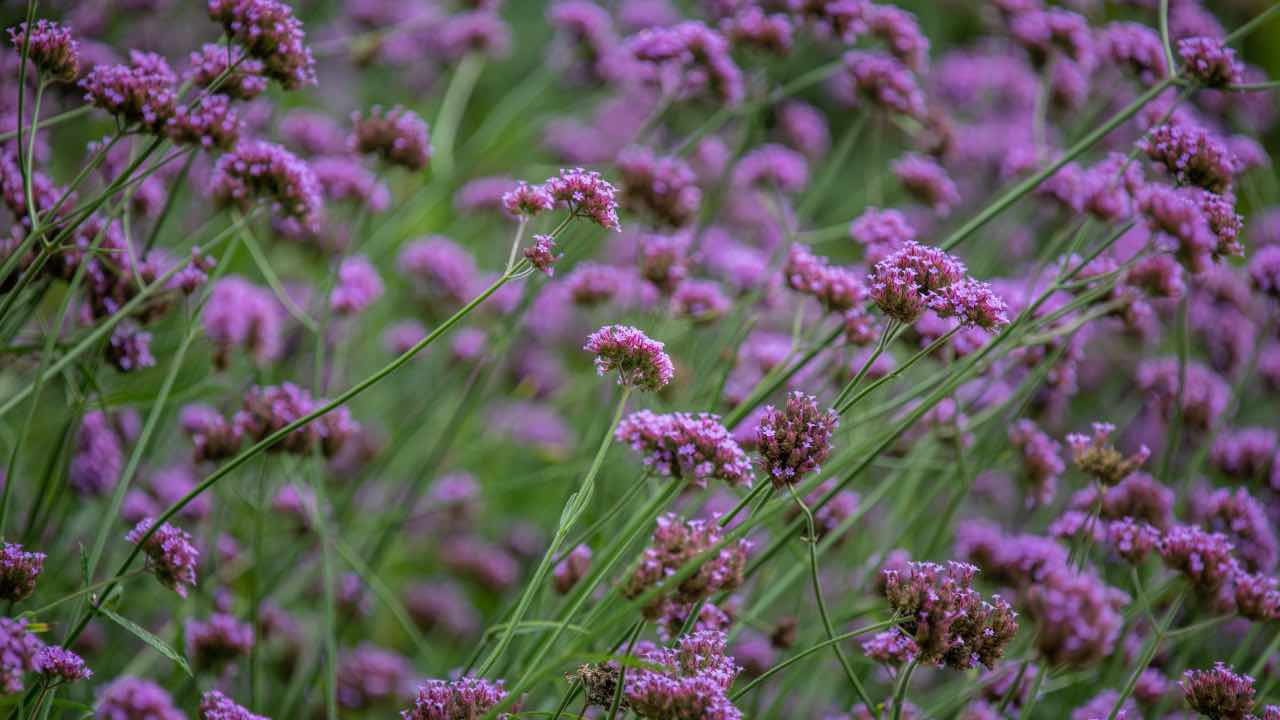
[186,613,254,670]
[542,167,621,231]
[8,20,79,82]
[351,106,431,172]
[617,410,753,487]
[625,514,750,619]
[96,677,184,720]
[584,325,674,391]
[211,140,323,228]
[784,244,867,313]
[1141,124,1238,194]
[523,235,560,276]
[330,255,384,315]
[166,94,241,151]
[80,51,177,131]
[126,518,200,598]
[881,561,1018,670]
[616,146,701,227]
[401,676,509,719]
[1065,422,1150,486]
[1159,525,1239,595]
[1178,36,1244,87]
[839,50,927,120]
[0,542,44,602]
[185,44,267,100]
[200,690,267,720]
[501,181,554,218]
[33,646,90,684]
[928,280,1009,329]
[756,391,838,487]
[1181,662,1256,720]
[892,153,961,215]
[207,0,316,89]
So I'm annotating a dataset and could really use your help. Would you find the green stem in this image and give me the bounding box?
[606,622,644,720]
[730,618,897,701]
[476,384,633,677]
[432,52,486,181]
[1159,0,1176,79]
[890,659,919,720]
[0,105,90,142]
[797,112,869,221]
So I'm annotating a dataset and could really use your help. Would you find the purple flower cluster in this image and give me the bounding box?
[543,167,622,231]
[0,542,44,602]
[126,518,200,598]
[185,43,268,100]
[783,244,866,313]
[203,276,285,367]
[80,50,177,131]
[199,690,267,720]
[623,630,741,719]
[625,513,750,619]
[839,50,927,120]
[207,0,316,89]
[584,324,674,391]
[330,255,384,315]
[1141,123,1238,194]
[610,21,744,106]
[401,676,509,719]
[867,240,970,324]
[8,19,80,82]
[351,106,432,172]
[892,153,961,215]
[96,677,184,720]
[211,140,323,228]
[523,234,560,276]
[881,561,1018,670]
[186,612,254,669]
[617,146,701,227]
[1178,36,1244,87]
[755,391,838,487]
[1065,422,1150,486]
[1181,662,1256,720]
[33,646,91,684]
[616,410,753,487]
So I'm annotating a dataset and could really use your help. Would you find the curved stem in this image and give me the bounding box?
[432,52,486,181]
[730,618,897,701]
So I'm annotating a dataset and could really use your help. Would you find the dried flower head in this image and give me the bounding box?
[1066,422,1150,486]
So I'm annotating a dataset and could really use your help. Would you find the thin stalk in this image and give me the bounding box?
[1157,296,1189,482]
[476,385,633,677]
[1159,0,1176,79]
[606,622,644,720]
[143,152,196,253]
[890,659,919,720]
[730,618,898,701]
[797,112,869,221]
[787,483,877,716]
[832,321,898,411]
[0,105,89,142]
[839,326,962,413]
[432,52,485,180]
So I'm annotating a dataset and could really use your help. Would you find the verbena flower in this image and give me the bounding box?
[1233,572,1280,622]
[783,244,867,313]
[733,143,809,193]
[186,613,254,670]
[330,255,384,315]
[0,618,40,693]
[33,646,90,684]
[401,676,510,719]
[1008,419,1064,506]
[865,3,929,71]
[839,50,927,120]
[755,391,837,487]
[520,234,559,277]
[1178,36,1244,87]
[1159,524,1239,595]
[1107,517,1161,564]
[199,690,267,720]
[501,181,554,218]
[553,544,592,594]
[336,644,413,710]
[1180,662,1256,720]
[616,146,701,226]
[622,630,742,719]
[616,410,753,487]
[312,156,390,212]
[1141,124,1238,194]
[202,276,285,367]
[1022,566,1126,669]
[211,140,323,228]
[207,0,317,89]
[8,19,79,82]
[1189,486,1276,574]
[166,94,240,150]
[185,43,267,100]
[351,106,432,172]
[96,677,184,720]
[70,410,124,497]
[542,167,622,231]
[1065,422,1150,486]
[398,235,478,308]
[625,514,750,619]
[892,152,961,215]
[862,629,919,667]
[881,561,1018,670]
[1100,21,1167,84]
[584,324,674,391]
[671,279,730,323]
[723,8,793,55]
[126,519,200,598]
[80,51,177,131]
[927,280,1009,329]
[0,542,44,602]
[609,21,744,106]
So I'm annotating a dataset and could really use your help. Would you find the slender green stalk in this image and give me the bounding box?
[432,52,486,180]
[890,659,919,720]
[730,618,897,700]
[476,385,633,677]
[606,622,644,720]
[1158,0,1176,79]
[0,105,90,142]
[797,112,869,221]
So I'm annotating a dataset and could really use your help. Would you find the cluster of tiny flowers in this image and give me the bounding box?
[783,245,867,313]
[624,514,750,620]
[616,410,753,487]
[862,629,919,667]
[398,235,478,308]
[616,146,702,227]
[1181,662,1256,720]
[0,542,45,602]
[553,544,592,594]
[351,106,432,172]
[755,391,838,487]
[400,676,509,719]
[1159,524,1239,595]
[1178,36,1244,87]
[893,153,961,215]
[166,95,241,151]
[1065,422,1150,486]
[207,0,317,89]
[199,690,266,720]
[80,51,178,131]
[850,206,915,263]
[8,19,79,82]
[523,234,560,276]
[126,519,200,598]
[1100,21,1166,84]
[1141,123,1238,194]
[185,43,267,100]
[543,167,622,231]
[329,255,384,315]
[733,143,809,194]
[97,677,184,720]
[203,276,285,367]
[622,630,742,719]
[235,382,358,457]
[868,240,969,324]
[881,561,1018,670]
[584,324,674,392]
[1008,419,1065,506]
[840,50,927,120]
[672,280,730,323]
[1138,185,1218,273]
[501,182,554,218]
[186,613,254,669]
[611,21,744,107]
[211,140,323,228]
[33,646,91,684]
[928,280,1010,329]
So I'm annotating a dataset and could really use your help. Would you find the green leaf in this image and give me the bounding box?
[98,605,192,677]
